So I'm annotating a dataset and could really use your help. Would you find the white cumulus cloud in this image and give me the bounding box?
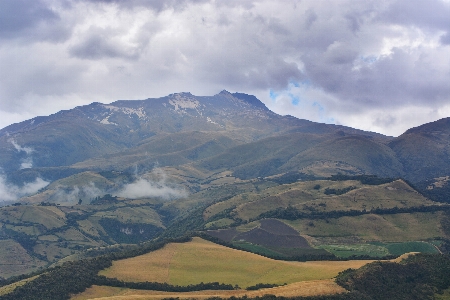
[115,168,187,200]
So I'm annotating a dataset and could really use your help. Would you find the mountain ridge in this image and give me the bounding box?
[0,91,449,199]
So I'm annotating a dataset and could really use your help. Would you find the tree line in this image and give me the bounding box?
[255,204,450,222]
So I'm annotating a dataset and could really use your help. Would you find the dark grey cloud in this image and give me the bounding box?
[0,0,69,42]
[69,31,140,60]
[79,0,210,11]
[440,32,450,45]
[0,0,57,36]
[304,9,318,30]
[379,0,450,30]
[304,46,450,108]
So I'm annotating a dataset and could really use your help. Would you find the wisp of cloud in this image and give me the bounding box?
[0,174,49,202]
[9,139,34,169]
[52,182,104,204]
[115,168,187,200]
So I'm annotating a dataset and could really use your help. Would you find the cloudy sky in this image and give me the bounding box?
[1,0,449,136]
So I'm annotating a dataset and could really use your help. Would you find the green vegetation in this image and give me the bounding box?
[231,241,291,258]
[317,242,439,258]
[336,253,450,300]
[383,241,439,256]
[324,186,356,195]
[317,244,390,258]
[245,283,284,290]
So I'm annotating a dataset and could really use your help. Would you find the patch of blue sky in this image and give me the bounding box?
[290,93,300,105]
[269,83,336,124]
[269,89,279,100]
[312,101,324,112]
[289,80,311,89]
[361,55,377,64]
[289,80,300,88]
[313,101,334,123]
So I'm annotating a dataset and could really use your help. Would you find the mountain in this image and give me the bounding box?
[1,92,450,202]
[1,92,450,299]
[0,91,389,187]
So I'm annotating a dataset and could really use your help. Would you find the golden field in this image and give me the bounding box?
[69,237,377,299]
[99,237,371,287]
[71,279,346,300]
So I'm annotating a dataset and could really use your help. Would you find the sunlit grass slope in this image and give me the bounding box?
[72,279,346,300]
[100,237,371,288]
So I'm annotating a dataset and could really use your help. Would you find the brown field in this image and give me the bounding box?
[71,279,346,300]
[231,218,311,248]
[259,218,300,235]
[99,238,371,288]
[206,218,307,247]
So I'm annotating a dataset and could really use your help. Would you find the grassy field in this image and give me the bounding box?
[285,212,446,242]
[0,206,66,229]
[0,239,46,278]
[100,237,371,288]
[71,279,347,300]
[383,241,439,255]
[92,206,164,227]
[202,180,311,221]
[317,244,390,258]
[205,218,235,228]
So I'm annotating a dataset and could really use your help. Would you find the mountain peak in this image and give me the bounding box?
[231,92,269,111]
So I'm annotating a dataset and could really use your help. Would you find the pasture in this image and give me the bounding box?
[71,279,346,299]
[99,237,371,288]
